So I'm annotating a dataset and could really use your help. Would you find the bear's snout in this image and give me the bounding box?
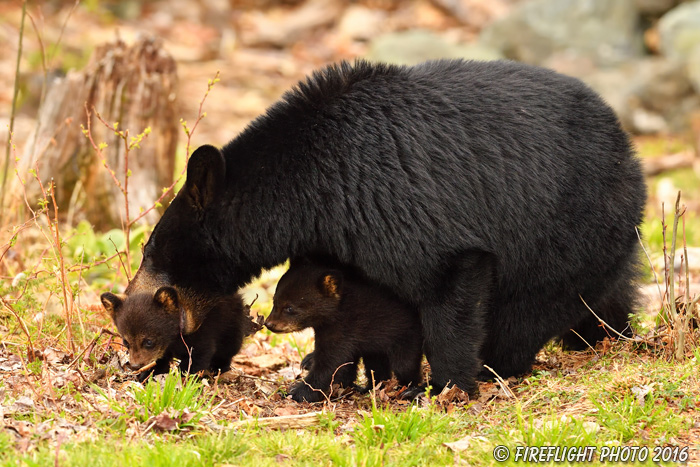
[264,319,280,333]
[127,361,143,371]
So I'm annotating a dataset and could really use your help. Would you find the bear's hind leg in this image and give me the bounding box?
[362,354,392,386]
[560,288,636,350]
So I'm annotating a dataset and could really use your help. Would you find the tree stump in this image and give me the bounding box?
[18,36,178,230]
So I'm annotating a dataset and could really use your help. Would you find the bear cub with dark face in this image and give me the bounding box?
[266,259,423,402]
[101,288,249,381]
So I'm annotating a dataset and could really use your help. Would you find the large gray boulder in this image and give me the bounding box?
[579,58,699,134]
[480,0,644,67]
[366,30,503,66]
[658,0,700,60]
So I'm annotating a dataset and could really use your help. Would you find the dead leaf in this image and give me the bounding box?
[444,435,472,452]
[152,412,179,431]
[248,354,287,370]
[273,406,299,417]
[631,384,654,406]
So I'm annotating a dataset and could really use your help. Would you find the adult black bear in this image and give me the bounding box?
[265,259,423,402]
[101,289,250,380]
[126,59,646,394]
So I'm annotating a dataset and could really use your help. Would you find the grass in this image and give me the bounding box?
[1,20,698,463]
[2,347,696,466]
[1,131,699,465]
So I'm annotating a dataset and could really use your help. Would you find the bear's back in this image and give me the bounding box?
[223,60,646,299]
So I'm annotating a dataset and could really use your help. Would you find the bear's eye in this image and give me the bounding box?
[283,305,294,314]
[142,338,155,349]
[122,339,130,350]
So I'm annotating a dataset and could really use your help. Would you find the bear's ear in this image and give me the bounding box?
[319,272,342,299]
[185,144,225,210]
[154,286,179,314]
[100,292,125,320]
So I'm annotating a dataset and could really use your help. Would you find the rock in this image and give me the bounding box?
[635,0,679,17]
[480,0,644,66]
[429,0,511,29]
[658,0,700,60]
[238,0,343,47]
[366,29,502,66]
[337,5,386,41]
[577,58,698,134]
[686,44,700,93]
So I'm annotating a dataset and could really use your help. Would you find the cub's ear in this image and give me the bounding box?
[100,292,125,320]
[319,272,342,299]
[154,286,200,334]
[154,286,179,314]
[185,144,226,210]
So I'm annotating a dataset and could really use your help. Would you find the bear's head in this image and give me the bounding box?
[265,264,343,333]
[100,287,186,370]
[126,145,231,305]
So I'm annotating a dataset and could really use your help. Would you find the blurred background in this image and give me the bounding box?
[1,0,700,313]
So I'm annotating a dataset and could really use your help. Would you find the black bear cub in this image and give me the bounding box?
[101,288,249,381]
[265,260,423,402]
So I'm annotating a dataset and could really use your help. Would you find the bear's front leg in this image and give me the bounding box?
[420,250,495,395]
[177,345,216,375]
[290,341,358,402]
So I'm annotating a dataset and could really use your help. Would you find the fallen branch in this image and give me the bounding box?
[643,151,695,176]
[230,411,323,430]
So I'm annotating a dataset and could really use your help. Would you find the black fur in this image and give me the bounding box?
[265,259,423,402]
[101,290,248,380]
[128,59,647,393]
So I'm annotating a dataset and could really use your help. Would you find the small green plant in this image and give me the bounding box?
[131,370,213,424]
[318,411,339,431]
[26,358,42,376]
[510,405,599,447]
[354,404,449,447]
[591,390,682,442]
[95,369,213,430]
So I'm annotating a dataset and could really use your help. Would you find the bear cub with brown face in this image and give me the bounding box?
[266,259,423,402]
[101,288,249,381]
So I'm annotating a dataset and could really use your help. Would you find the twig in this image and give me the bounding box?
[48,0,80,65]
[297,361,353,405]
[482,364,515,399]
[26,11,48,110]
[568,329,598,357]
[680,212,689,358]
[579,295,634,342]
[232,369,278,384]
[636,226,664,307]
[68,328,117,369]
[49,182,76,354]
[130,360,157,376]
[129,70,221,226]
[1,0,27,221]
[0,295,35,359]
[668,191,684,326]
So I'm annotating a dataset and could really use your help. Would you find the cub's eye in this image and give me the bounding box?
[142,338,155,349]
[283,305,294,314]
[122,340,130,350]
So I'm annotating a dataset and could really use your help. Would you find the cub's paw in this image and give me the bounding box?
[290,381,325,403]
[300,352,314,370]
